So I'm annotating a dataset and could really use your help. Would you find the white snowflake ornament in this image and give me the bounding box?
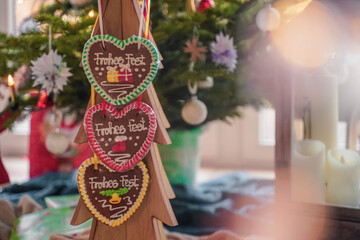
[210,32,238,72]
[31,50,72,96]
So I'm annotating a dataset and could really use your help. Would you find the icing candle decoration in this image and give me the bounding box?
[78,158,149,227]
[84,101,156,172]
[82,34,159,106]
[7,75,15,103]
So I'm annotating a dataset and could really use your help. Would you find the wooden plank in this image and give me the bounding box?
[71,199,92,225]
[149,83,170,129]
[142,87,171,145]
[145,145,177,226]
[153,218,167,240]
[90,219,127,240]
[154,143,175,199]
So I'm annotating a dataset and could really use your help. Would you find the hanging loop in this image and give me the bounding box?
[193,25,199,38]
[187,81,198,96]
[97,0,106,49]
[137,0,147,49]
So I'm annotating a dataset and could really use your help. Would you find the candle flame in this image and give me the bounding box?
[7,75,14,87]
[88,10,95,18]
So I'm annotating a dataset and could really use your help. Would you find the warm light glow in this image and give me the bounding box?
[17,0,24,4]
[270,1,337,68]
[7,75,14,87]
[88,10,95,18]
[274,0,312,25]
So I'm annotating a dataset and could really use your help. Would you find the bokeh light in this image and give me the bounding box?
[270,1,338,68]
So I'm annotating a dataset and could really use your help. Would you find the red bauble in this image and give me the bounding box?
[198,0,215,13]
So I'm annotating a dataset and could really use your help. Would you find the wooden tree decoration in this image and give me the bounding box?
[71,1,177,239]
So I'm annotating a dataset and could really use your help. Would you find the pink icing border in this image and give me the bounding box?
[84,101,156,172]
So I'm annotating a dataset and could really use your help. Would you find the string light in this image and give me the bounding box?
[88,10,95,18]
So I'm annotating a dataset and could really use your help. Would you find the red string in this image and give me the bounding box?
[136,94,142,115]
[102,98,106,118]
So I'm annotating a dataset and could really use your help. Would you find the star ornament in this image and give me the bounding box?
[31,50,72,96]
[184,37,207,63]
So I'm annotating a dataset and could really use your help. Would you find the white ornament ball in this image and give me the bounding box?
[45,129,70,155]
[256,5,280,32]
[181,96,208,125]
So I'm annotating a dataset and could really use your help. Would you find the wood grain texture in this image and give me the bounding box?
[71,198,93,225]
[154,143,175,199]
[142,86,171,145]
[149,83,170,129]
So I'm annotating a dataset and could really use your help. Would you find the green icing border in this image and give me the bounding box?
[82,34,159,106]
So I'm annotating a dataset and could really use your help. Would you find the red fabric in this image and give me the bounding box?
[72,144,92,169]
[29,109,92,178]
[0,155,10,184]
[29,109,58,178]
[0,111,12,134]
[0,110,14,184]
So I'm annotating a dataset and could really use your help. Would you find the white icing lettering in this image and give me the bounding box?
[95,122,126,137]
[94,52,145,66]
[128,118,148,132]
[89,176,119,190]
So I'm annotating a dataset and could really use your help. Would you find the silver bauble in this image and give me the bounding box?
[45,128,70,155]
[181,96,208,125]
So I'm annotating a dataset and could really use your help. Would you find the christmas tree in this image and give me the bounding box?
[0,0,263,129]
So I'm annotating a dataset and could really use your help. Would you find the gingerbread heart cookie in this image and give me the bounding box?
[82,34,159,105]
[78,158,149,227]
[84,101,156,172]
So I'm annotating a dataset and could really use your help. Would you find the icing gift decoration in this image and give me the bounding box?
[82,34,159,106]
[84,101,156,172]
[78,158,149,227]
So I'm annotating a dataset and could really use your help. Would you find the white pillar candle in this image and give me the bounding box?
[310,77,338,154]
[309,76,338,203]
[292,139,325,203]
[327,149,360,207]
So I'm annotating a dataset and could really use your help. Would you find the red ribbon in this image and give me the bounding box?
[102,98,106,118]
